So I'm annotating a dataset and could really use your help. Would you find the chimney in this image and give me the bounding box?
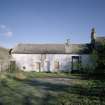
[65,39,70,53]
[65,39,70,46]
[91,28,96,44]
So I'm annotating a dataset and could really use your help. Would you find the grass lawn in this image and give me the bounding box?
[0,72,105,105]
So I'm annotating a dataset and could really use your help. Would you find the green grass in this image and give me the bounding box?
[0,72,105,105]
[24,72,79,79]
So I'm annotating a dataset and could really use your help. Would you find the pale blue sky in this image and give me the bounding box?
[0,0,105,48]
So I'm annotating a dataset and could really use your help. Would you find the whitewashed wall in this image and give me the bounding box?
[12,54,92,72]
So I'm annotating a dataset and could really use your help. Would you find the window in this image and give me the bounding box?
[54,61,59,70]
[44,61,50,72]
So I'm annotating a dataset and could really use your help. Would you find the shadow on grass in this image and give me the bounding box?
[22,78,105,96]
[1,73,105,105]
[18,78,105,105]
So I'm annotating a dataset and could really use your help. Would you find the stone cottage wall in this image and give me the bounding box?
[12,54,92,72]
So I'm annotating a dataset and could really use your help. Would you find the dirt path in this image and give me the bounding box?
[29,78,75,105]
[35,78,73,85]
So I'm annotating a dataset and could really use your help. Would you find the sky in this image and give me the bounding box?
[0,0,105,48]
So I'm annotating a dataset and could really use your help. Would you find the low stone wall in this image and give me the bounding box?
[0,60,10,72]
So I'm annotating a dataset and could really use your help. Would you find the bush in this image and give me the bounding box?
[92,43,105,74]
[80,65,95,74]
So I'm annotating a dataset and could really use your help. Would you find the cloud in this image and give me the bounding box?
[0,25,6,29]
[0,24,13,37]
[4,31,13,37]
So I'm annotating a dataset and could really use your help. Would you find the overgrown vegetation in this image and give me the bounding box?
[79,42,105,79]
[92,42,105,74]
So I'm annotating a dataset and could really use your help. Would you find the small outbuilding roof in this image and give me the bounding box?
[12,43,91,54]
[95,37,105,43]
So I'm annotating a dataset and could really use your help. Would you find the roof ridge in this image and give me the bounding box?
[17,43,64,45]
[96,36,105,38]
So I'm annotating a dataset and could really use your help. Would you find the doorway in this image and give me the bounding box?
[72,56,81,71]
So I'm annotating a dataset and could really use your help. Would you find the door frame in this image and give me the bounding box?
[71,56,81,71]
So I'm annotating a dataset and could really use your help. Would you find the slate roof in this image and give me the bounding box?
[95,37,105,43]
[12,43,91,54]
[65,44,91,54]
[12,44,65,54]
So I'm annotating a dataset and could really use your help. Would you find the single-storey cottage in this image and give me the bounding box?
[10,28,105,72]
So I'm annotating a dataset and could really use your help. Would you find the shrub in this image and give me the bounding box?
[92,42,105,74]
